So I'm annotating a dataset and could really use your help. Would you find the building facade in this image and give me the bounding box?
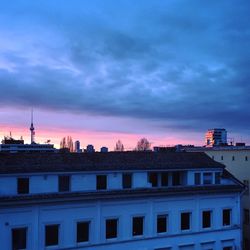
[74,141,81,153]
[0,152,245,250]
[205,128,227,147]
[0,136,56,153]
[186,146,250,249]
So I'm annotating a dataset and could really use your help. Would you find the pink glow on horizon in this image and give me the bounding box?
[0,123,200,150]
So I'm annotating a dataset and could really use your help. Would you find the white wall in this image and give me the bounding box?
[0,193,242,250]
[30,175,58,193]
[0,169,237,195]
[0,177,17,195]
[71,174,96,191]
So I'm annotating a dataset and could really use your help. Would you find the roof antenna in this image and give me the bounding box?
[30,108,35,144]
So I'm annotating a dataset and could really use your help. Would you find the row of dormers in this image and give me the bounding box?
[0,169,234,196]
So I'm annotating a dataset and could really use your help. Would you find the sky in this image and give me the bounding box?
[0,0,250,149]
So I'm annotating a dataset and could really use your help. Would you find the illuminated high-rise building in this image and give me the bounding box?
[205,128,227,147]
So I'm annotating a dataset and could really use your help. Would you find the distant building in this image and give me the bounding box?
[185,145,250,249]
[153,145,195,153]
[0,113,56,153]
[74,140,81,153]
[100,147,108,153]
[0,152,245,250]
[205,128,227,147]
[0,136,56,153]
[86,144,95,153]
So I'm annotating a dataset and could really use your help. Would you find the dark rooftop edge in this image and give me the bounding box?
[0,151,225,174]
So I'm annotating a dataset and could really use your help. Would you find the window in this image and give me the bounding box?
[45,224,59,247]
[221,155,224,160]
[179,245,195,250]
[77,221,89,243]
[161,173,168,186]
[181,212,191,230]
[12,227,27,250]
[154,248,171,250]
[58,175,70,192]
[246,156,248,161]
[106,219,118,239]
[244,209,249,225]
[96,175,107,190]
[223,209,231,226]
[215,172,221,184]
[223,247,233,250]
[232,156,235,161]
[202,211,212,228]
[172,172,181,186]
[122,173,132,189]
[132,216,144,236]
[194,173,201,185]
[17,178,29,194]
[203,173,212,185]
[212,156,214,160]
[148,172,158,187]
[244,238,249,250]
[243,180,249,195]
[157,215,167,233]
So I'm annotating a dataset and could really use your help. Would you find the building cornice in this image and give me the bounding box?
[0,185,243,207]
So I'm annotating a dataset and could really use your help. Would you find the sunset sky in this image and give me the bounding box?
[1,0,250,149]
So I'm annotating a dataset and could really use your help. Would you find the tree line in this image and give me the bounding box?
[60,136,151,152]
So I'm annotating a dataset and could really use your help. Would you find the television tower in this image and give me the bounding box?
[30,109,35,144]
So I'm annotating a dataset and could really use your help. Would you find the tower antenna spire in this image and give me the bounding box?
[30,109,35,144]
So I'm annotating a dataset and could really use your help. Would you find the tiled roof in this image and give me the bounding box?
[0,151,224,174]
[0,185,242,207]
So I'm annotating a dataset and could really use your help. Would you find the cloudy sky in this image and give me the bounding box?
[0,0,250,149]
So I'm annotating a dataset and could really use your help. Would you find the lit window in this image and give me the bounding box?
[157,215,167,233]
[203,173,213,185]
[194,173,201,185]
[202,211,212,228]
[12,227,27,250]
[58,175,70,192]
[222,209,231,226]
[122,173,132,189]
[106,219,118,239]
[77,221,89,243]
[17,178,29,194]
[96,175,107,190]
[45,224,59,247]
[132,216,144,236]
[181,212,191,230]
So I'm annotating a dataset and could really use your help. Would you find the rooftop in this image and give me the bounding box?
[0,151,224,174]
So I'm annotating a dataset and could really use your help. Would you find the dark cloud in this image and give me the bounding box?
[0,0,250,135]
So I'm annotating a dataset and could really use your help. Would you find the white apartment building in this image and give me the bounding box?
[186,146,250,249]
[205,129,227,147]
[0,151,245,250]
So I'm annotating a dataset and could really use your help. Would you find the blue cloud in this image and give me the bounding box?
[0,0,250,135]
